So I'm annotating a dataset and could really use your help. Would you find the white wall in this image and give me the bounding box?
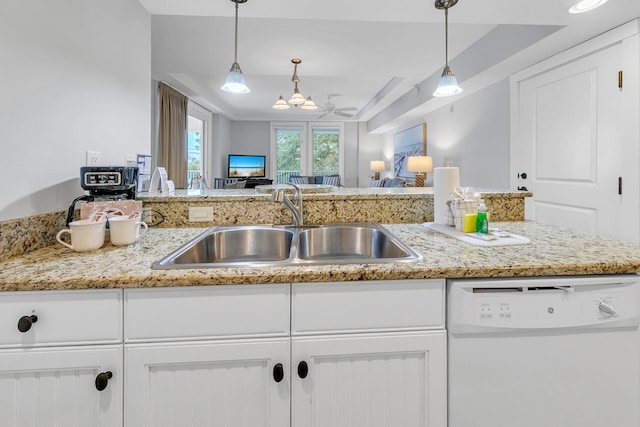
[0,0,151,221]
[382,79,511,188]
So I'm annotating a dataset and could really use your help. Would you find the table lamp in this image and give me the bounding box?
[407,156,433,187]
[370,160,385,180]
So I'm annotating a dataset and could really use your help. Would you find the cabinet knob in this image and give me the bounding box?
[297,361,309,379]
[95,371,113,391]
[17,315,38,333]
[518,172,527,179]
[273,363,284,383]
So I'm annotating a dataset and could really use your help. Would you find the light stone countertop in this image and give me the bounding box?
[1,221,639,292]
[137,187,531,201]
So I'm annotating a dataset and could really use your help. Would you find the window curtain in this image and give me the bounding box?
[158,83,188,189]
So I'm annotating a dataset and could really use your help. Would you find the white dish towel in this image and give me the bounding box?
[423,222,531,247]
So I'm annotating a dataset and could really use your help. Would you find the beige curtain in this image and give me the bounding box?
[158,83,188,189]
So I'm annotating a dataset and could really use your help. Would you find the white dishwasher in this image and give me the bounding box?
[447,274,640,427]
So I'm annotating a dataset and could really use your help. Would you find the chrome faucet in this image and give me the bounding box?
[271,182,304,226]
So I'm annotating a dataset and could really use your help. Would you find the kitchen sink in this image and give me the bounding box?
[152,223,421,269]
[153,227,295,268]
[297,225,414,261]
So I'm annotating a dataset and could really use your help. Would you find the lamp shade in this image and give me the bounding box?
[221,63,250,94]
[272,96,290,110]
[407,156,433,173]
[433,66,462,97]
[370,160,385,171]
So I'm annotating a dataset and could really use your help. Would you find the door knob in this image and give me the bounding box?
[95,371,113,391]
[17,315,38,333]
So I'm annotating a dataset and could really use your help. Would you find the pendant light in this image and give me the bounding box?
[273,58,318,110]
[433,0,463,97]
[221,0,250,94]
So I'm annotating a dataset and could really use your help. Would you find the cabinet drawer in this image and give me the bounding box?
[124,284,290,342]
[0,289,123,348]
[292,280,444,335]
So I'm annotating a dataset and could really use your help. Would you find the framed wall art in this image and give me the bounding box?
[393,123,426,178]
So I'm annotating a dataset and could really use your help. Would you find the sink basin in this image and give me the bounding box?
[152,223,421,269]
[297,225,415,261]
[153,226,295,268]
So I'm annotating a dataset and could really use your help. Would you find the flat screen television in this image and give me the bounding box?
[228,154,266,178]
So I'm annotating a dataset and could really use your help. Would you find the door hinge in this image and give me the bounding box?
[618,177,623,195]
[618,71,623,89]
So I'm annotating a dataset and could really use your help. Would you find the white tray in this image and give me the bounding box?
[423,222,530,246]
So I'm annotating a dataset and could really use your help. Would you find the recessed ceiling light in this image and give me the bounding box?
[569,0,608,14]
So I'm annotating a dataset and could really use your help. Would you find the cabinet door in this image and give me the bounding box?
[292,331,446,427]
[126,338,290,427]
[0,345,122,427]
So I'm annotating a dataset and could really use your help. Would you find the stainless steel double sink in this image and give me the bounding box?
[152,223,422,269]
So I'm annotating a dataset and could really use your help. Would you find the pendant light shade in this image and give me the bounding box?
[433,0,462,98]
[272,95,290,110]
[301,96,318,110]
[222,62,250,94]
[221,0,250,94]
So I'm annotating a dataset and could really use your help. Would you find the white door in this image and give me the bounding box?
[291,331,446,427]
[0,345,122,427]
[513,42,631,241]
[126,338,290,427]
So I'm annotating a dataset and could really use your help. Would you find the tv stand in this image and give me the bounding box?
[242,178,273,188]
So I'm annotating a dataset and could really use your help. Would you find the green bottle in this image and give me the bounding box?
[476,203,489,234]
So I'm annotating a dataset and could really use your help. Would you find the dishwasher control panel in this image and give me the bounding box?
[447,275,640,334]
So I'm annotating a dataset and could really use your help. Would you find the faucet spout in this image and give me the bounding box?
[271,182,304,226]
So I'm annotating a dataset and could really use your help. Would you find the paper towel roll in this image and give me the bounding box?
[433,167,460,224]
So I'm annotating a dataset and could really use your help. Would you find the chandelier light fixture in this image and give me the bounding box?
[433,0,463,98]
[273,58,317,110]
[221,0,250,94]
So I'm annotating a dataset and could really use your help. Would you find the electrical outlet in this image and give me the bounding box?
[86,150,100,166]
[125,154,136,166]
[188,207,214,222]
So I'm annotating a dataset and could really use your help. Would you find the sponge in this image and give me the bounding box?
[462,214,477,233]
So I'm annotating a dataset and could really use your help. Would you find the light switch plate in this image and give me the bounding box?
[188,206,214,222]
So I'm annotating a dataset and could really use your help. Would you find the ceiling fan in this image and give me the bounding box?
[317,95,358,119]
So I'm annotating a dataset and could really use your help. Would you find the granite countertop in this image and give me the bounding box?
[137,187,532,201]
[1,221,639,292]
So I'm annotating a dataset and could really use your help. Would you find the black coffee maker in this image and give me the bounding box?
[66,166,138,225]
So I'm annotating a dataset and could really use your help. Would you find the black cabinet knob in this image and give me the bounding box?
[17,315,38,333]
[95,371,113,391]
[273,363,284,383]
[297,361,309,379]
[518,172,527,179]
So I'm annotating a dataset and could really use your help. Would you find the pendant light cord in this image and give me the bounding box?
[234,0,239,63]
[444,6,449,67]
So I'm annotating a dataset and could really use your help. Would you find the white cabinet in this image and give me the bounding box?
[292,332,446,427]
[124,284,291,427]
[125,339,290,427]
[124,279,446,427]
[0,289,123,427]
[291,280,446,427]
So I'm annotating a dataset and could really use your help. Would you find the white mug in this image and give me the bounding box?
[108,216,148,246]
[56,219,106,252]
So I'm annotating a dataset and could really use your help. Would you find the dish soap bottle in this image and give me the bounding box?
[476,203,489,234]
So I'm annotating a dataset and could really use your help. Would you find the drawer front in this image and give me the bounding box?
[0,289,123,348]
[292,280,444,335]
[124,284,290,342]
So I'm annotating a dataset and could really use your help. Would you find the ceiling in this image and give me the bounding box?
[140,0,640,132]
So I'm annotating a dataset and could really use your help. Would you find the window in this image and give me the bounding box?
[271,122,344,184]
[187,101,212,188]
